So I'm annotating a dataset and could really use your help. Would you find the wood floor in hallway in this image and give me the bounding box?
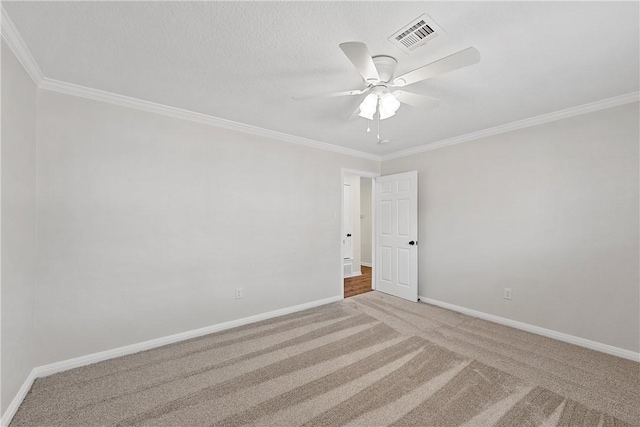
[344,266,372,298]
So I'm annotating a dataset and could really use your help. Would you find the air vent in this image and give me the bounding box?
[388,13,444,54]
[396,20,433,48]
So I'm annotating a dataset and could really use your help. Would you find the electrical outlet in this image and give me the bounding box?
[235,288,243,299]
[503,288,512,300]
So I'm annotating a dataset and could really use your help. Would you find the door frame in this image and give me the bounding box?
[340,168,380,299]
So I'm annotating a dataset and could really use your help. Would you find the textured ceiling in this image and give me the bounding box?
[4,1,639,155]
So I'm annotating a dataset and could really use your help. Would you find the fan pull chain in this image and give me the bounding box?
[377,112,380,139]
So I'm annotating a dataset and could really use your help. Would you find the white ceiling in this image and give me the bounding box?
[4,1,639,156]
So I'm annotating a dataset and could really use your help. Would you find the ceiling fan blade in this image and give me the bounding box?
[339,42,380,83]
[392,47,480,87]
[392,91,440,109]
[345,106,360,122]
[346,93,367,121]
[347,104,362,121]
[293,89,367,101]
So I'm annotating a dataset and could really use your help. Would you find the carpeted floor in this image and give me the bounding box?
[11,291,640,426]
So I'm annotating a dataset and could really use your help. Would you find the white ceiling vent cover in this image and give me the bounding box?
[388,14,445,54]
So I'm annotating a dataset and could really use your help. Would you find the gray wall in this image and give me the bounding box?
[33,90,378,366]
[1,41,38,413]
[382,102,640,352]
[2,48,637,416]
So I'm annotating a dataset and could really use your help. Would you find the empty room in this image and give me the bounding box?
[1,1,638,426]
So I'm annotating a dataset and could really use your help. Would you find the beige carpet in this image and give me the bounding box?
[11,291,640,426]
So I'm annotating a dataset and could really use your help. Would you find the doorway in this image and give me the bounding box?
[342,169,377,298]
[341,169,419,302]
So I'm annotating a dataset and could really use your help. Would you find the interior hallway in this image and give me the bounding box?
[344,266,372,298]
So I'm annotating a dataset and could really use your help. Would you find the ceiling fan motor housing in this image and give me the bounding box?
[371,55,398,83]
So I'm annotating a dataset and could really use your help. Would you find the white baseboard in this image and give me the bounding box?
[0,294,342,427]
[1,369,37,427]
[361,262,372,268]
[344,272,362,278]
[419,296,640,362]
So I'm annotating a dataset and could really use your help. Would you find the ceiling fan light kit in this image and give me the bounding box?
[357,91,401,121]
[295,23,481,142]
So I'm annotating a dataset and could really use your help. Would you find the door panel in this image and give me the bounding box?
[397,199,410,236]
[397,249,410,287]
[397,177,410,192]
[375,171,418,301]
[381,246,392,281]
[381,201,392,235]
[380,181,392,195]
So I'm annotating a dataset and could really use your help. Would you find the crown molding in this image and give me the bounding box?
[35,81,640,165]
[1,6,379,162]
[3,5,637,163]
[1,6,44,85]
[382,91,640,161]
[38,77,382,161]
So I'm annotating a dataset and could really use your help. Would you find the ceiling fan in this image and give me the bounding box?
[297,42,481,121]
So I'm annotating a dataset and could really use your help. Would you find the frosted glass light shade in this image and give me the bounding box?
[379,93,400,120]
[380,93,400,112]
[379,107,396,120]
[358,93,378,120]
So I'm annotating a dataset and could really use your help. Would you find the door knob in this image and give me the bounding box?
[347,233,352,237]
[409,240,416,246]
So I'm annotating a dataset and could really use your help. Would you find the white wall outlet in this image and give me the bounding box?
[503,288,513,300]
[235,288,243,299]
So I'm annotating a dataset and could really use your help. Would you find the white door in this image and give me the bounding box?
[343,184,353,259]
[375,171,418,301]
